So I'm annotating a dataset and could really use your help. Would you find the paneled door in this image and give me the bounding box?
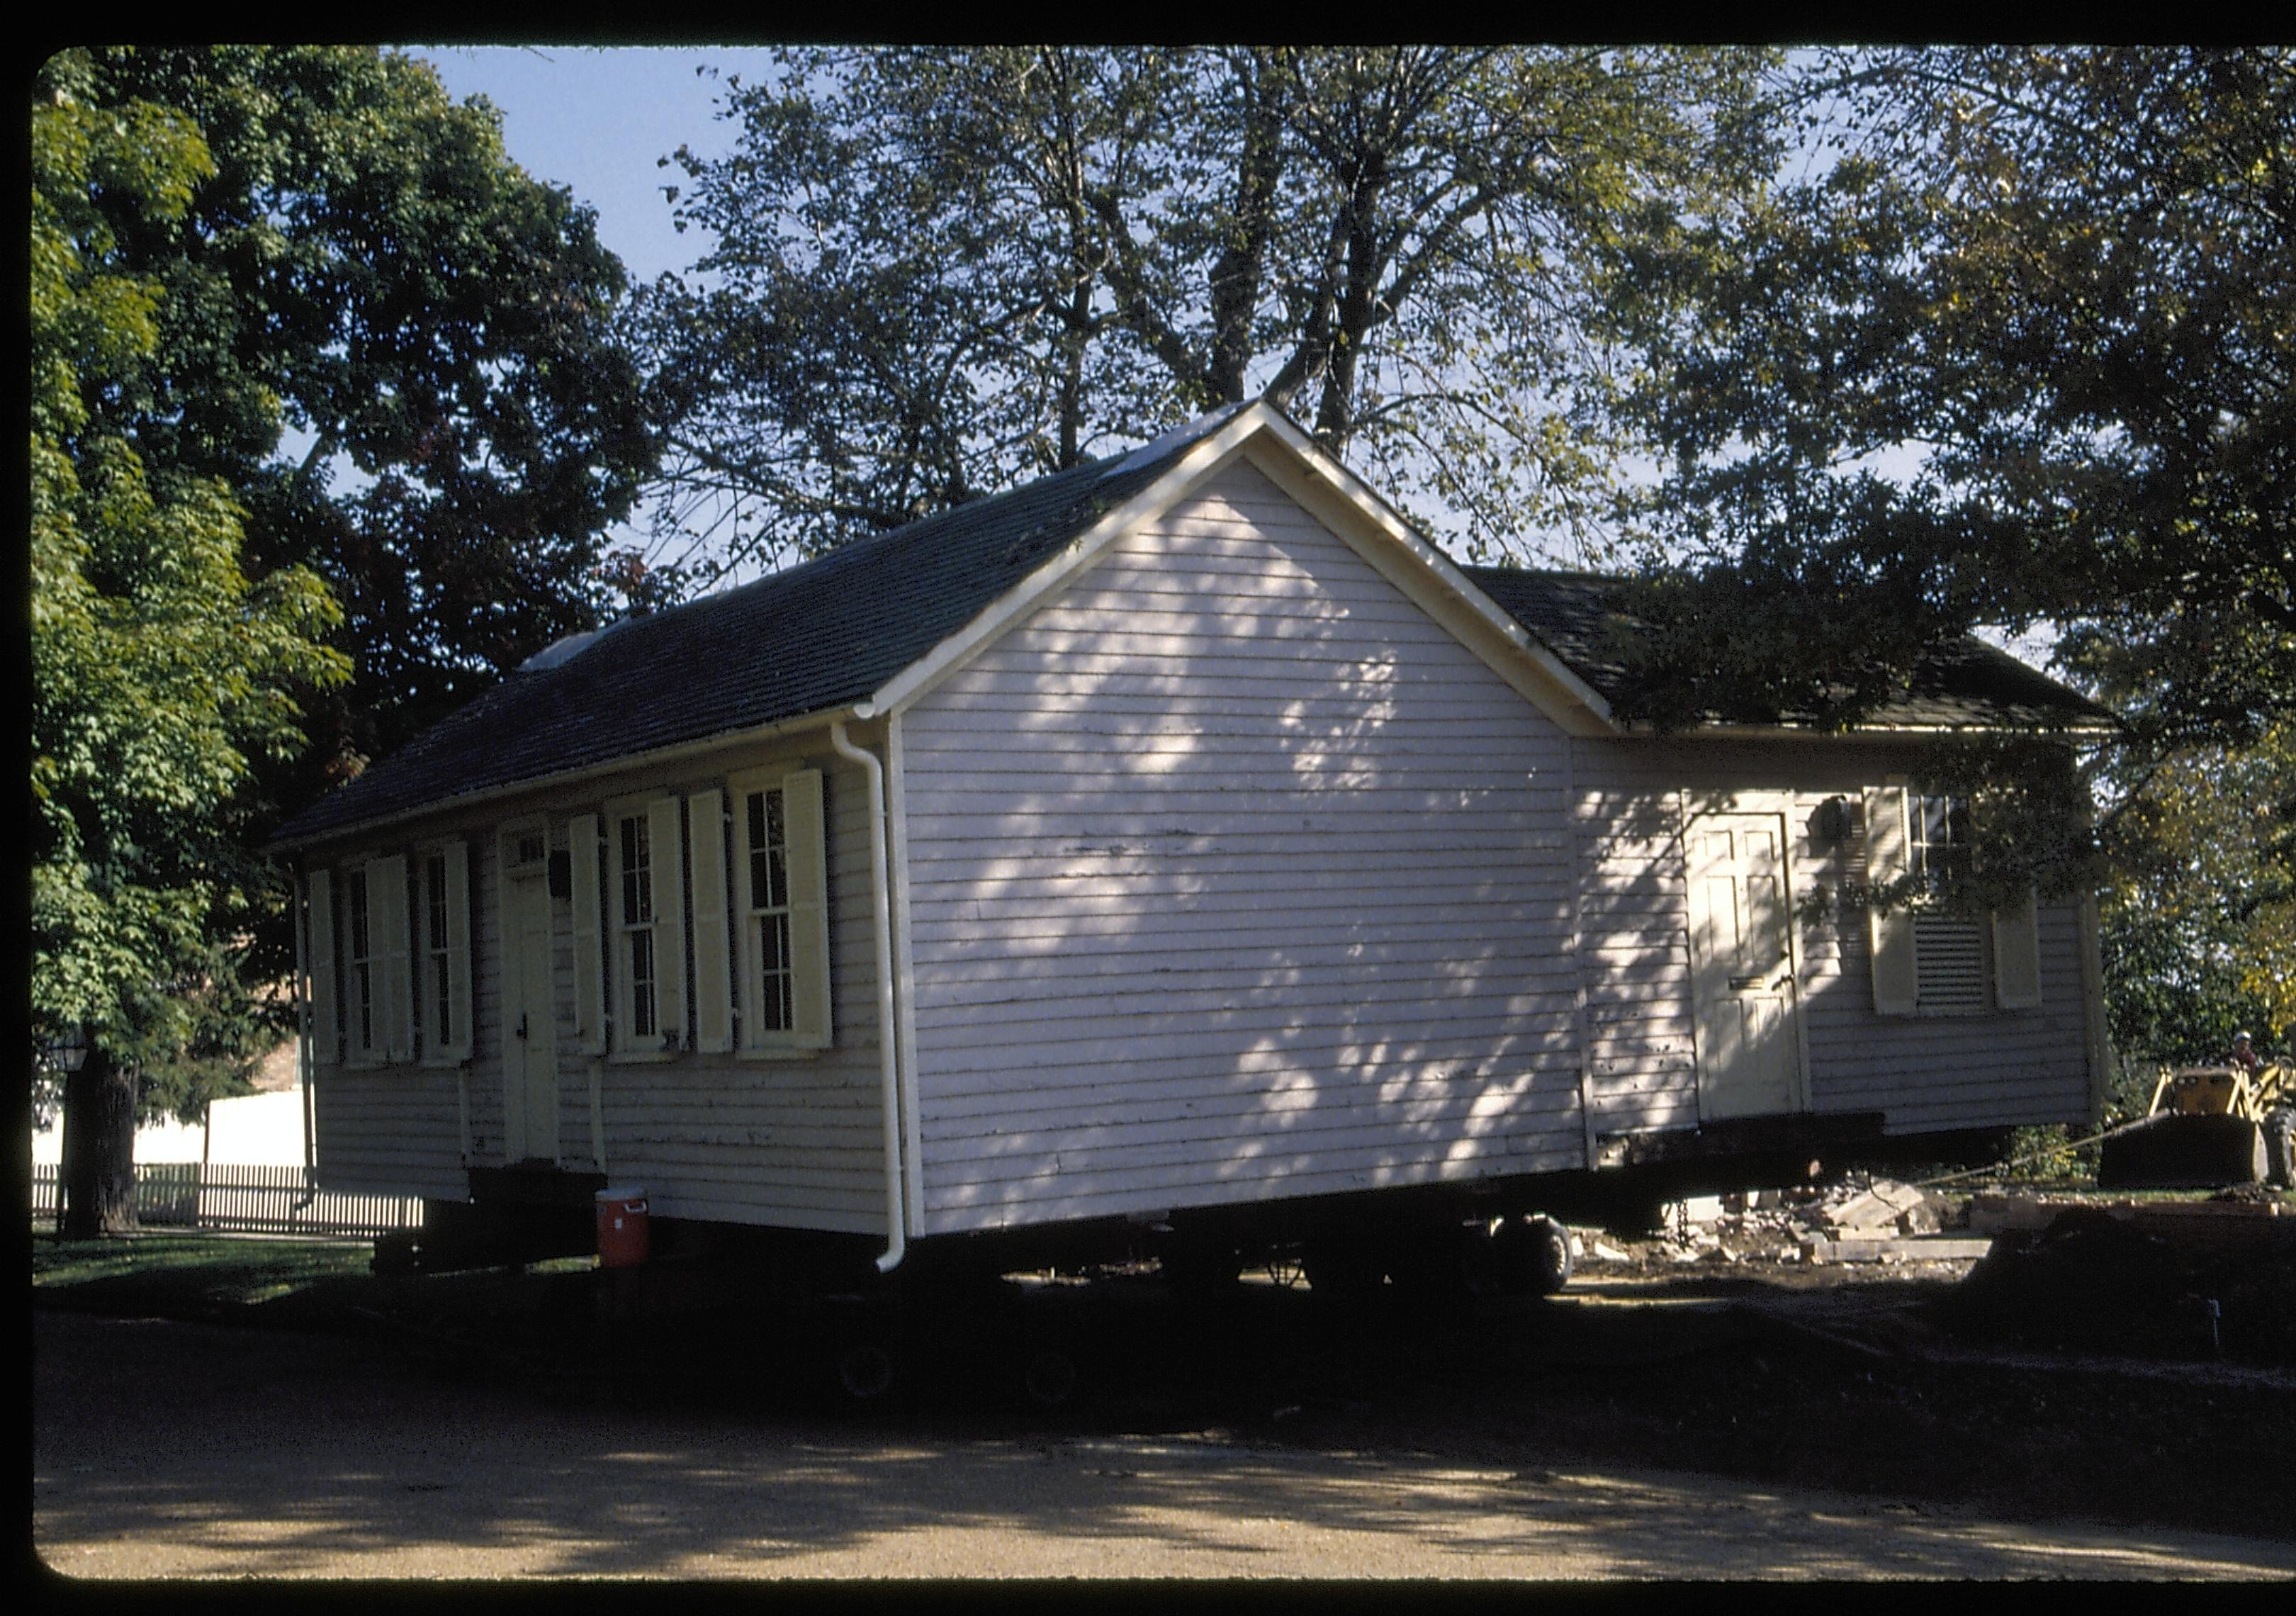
[1684,812,1804,1121]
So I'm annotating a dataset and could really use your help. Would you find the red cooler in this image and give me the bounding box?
[595,1187,649,1268]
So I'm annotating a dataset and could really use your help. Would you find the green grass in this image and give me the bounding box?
[30,1228,606,1353]
[34,1229,373,1293]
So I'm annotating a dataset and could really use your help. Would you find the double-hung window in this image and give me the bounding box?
[619,812,660,1041]
[417,844,473,1064]
[748,787,796,1035]
[347,865,376,1057]
[727,766,832,1053]
[1906,793,1988,1012]
[336,853,412,1061]
[594,797,687,1058]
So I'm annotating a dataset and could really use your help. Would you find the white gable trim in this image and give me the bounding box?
[863,400,1620,737]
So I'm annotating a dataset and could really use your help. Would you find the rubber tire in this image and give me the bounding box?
[1516,1214,1575,1295]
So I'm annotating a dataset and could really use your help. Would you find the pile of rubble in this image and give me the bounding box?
[1582,1177,1994,1267]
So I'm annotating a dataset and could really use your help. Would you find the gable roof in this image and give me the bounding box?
[1463,568,2116,734]
[271,403,2110,851]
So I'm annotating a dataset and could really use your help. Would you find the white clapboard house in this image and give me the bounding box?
[269,401,2112,1272]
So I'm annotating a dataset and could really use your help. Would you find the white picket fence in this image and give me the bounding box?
[31,1162,422,1239]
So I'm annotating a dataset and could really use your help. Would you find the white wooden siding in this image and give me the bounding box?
[307,748,891,1233]
[901,462,1585,1233]
[310,834,497,1199]
[1570,739,2093,1139]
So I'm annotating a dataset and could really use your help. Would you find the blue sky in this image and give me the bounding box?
[414,45,787,286]
[411,46,794,569]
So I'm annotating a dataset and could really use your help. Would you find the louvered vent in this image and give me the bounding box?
[1913,915,1988,1012]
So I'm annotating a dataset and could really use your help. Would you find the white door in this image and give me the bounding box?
[1684,813,1803,1121]
[501,868,559,1163]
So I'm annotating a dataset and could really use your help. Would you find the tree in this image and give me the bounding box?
[1604,47,2294,899]
[32,84,347,1233]
[2099,719,2295,1073]
[632,45,1776,579]
[51,47,659,819]
[33,47,658,1231]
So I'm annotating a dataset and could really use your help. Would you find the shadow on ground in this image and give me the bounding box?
[33,1302,2295,1580]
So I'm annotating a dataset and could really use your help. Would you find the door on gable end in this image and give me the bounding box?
[1684,811,1806,1122]
[499,829,560,1165]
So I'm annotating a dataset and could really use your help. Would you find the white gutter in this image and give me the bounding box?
[830,719,907,1273]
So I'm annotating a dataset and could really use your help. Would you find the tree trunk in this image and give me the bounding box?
[60,1041,137,1238]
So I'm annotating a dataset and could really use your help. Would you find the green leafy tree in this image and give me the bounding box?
[634,45,1776,578]
[35,47,658,1231]
[52,46,658,829]
[1605,48,2293,907]
[2100,719,2295,1077]
[32,85,348,1233]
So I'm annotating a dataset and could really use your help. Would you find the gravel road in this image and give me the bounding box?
[33,1308,2296,1581]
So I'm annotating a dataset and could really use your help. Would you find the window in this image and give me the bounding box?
[1907,793,1973,896]
[417,843,472,1065]
[337,853,412,1061]
[305,869,341,1066]
[303,847,465,1070]
[1863,782,2041,1016]
[748,787,795,1035]
[728,766,833,1053]
[1904,792,1988,1012]
[347,866,375,1057]
[600,797,687,1058]
[619,812,659,1041]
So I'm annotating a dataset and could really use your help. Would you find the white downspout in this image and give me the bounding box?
[296,865,315,1179]
[831,719,906,1273]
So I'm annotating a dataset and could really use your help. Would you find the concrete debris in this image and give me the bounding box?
[1821,1179,1937,1236]
[1803,1237,1995,1264]
[1635,1175,1977,1267]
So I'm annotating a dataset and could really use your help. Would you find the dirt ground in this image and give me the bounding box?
[31,1220,2296,1579]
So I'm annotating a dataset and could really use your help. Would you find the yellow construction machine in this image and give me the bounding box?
[2096,1060,2293,1191]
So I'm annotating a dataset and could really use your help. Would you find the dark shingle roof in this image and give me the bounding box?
[273,425,1222,846]
[274,416,2112,849]
[1462,566,2115,732]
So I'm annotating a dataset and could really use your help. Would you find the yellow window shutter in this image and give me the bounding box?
[373,853,412,1060]
[688,788,733,1053]
[441,842,473,1062]
[1993,888,2042,1010]
[569,814,606,1055]
[1863,783,1918,1016]
[307,868,338,1067]
[648,796,689,1052]
[784,768,833,1049]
